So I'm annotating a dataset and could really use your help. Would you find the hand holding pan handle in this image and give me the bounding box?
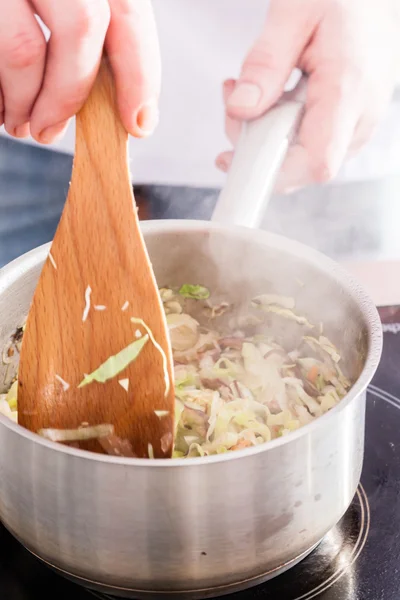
[212,75,307,229]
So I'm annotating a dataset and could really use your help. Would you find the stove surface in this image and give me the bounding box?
[1,305,399,600]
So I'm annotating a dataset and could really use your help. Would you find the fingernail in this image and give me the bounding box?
[227,83,262,109]
[13,122,30,138]
[38,120,68,144]
[135,99,159,136]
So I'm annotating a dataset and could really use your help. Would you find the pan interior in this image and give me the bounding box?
[0,227,368,395]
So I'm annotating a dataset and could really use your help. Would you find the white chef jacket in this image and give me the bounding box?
[1,0,400,188]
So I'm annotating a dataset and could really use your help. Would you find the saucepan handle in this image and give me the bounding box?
[211,76,307,229]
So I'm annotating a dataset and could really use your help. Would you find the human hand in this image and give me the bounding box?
[216,0,400,193]
[0,0,161,143]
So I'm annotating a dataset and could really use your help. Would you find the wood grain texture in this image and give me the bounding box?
[17,59,175,458]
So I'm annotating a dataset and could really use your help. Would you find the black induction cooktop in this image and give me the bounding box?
[1,304,400,600]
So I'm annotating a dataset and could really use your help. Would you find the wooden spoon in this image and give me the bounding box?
[17,58,175,459]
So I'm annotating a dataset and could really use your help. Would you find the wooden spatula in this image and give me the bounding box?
[17,58,175,459]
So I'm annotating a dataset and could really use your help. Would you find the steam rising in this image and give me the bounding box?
[146,226,368,383]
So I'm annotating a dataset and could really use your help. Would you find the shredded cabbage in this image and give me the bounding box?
[78,334,149,387]
[38,424,114,442]
[253,301,314,328]
[4,286,352,459]
[252,294,295,310]
[131,317,171,398]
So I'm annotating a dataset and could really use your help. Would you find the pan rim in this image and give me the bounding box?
[0,219,383,468]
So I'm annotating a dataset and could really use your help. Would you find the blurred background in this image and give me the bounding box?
[1,0,400,270]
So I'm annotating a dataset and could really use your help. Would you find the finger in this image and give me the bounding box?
[215,151,233,173]
[0,0,46,136]
[223,79,241,146]
[348,116,378,156]
[29,0,111,143]
[273,145,313,194]
[348,93,392,155]
[227,0,319,121]
[275,65,363,192]
[225,116,241,147]
[106,0,162,138]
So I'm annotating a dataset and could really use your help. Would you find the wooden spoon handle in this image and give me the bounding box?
[68,56,135,233]
[76,57,128,163]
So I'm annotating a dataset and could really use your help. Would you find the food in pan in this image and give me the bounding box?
[1,284,351,458]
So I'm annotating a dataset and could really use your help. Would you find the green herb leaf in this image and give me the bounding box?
[178,284,210,300]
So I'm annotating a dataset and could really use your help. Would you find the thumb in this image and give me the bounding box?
[227,0,319,120]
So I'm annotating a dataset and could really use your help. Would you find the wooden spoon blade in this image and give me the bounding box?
[17,59,175,458]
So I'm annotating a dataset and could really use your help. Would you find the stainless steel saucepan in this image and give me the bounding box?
[0,78,382,599]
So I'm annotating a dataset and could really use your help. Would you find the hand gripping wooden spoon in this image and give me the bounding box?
[17,58,175,459]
